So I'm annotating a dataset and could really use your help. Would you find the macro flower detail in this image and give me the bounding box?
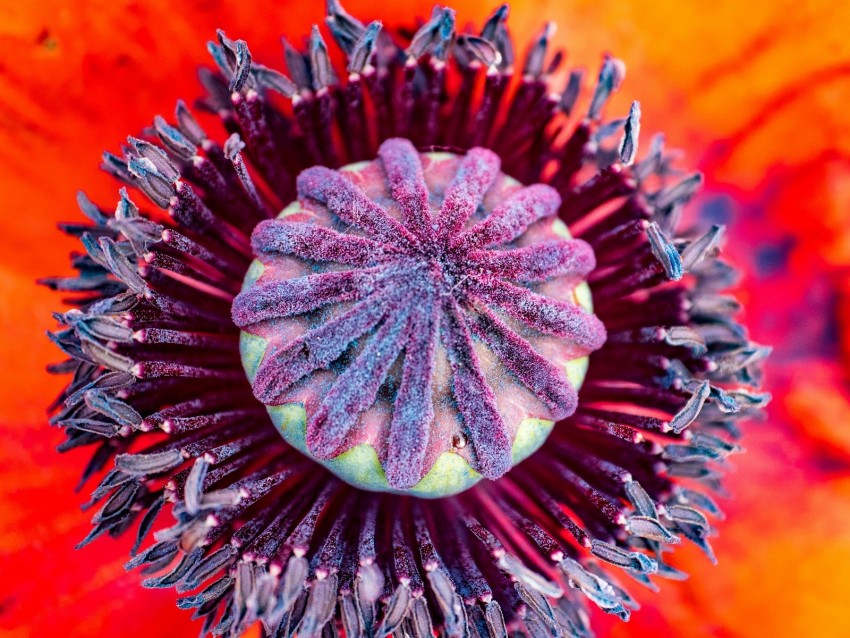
[41,2,771,637]
[233,140,604,494]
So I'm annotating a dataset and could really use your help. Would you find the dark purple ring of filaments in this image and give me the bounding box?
[232,138,605,489]
[42,2,769,637]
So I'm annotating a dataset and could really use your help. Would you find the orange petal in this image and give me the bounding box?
[1,1,849,637]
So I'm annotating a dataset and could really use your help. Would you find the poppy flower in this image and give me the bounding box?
[37,2,768,635]
[0,1,844,632]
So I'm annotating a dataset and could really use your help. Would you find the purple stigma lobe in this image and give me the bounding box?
[452,183,561,251]
[378,138,434,243]
[232,268,381,326]
[466,274,607,351]
[251,219,399,266]
[307,307,412,459]
[437,147,501,240]
[468,238,596,283]
[251,287,400,403]
[385,301,439,489]
[466,305,577,419]
[296,166,418,247]
[442,298,513,479]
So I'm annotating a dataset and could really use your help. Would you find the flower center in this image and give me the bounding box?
[233,139,605,497]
